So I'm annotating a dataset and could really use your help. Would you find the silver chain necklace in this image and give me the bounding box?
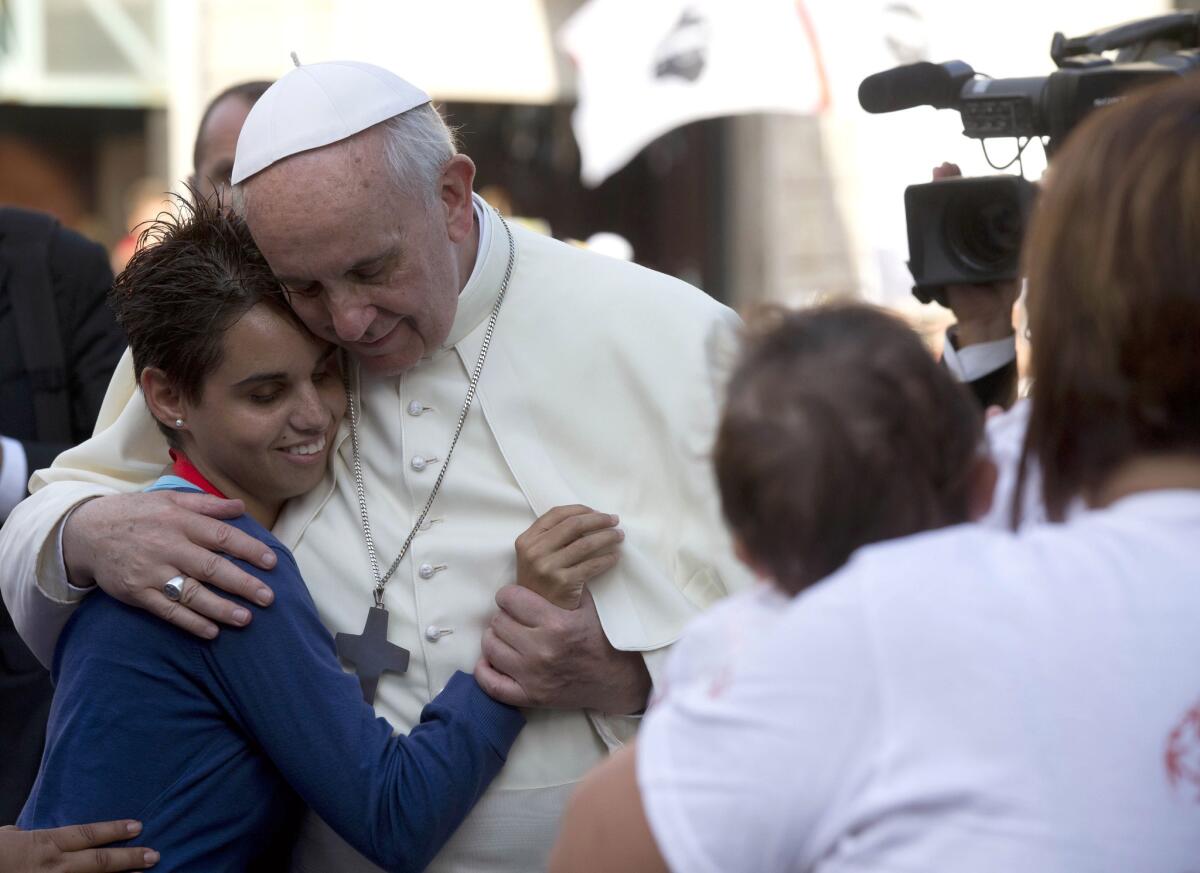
[342,214,515,610]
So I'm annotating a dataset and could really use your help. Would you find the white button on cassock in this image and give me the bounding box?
[407,401,425,416]
[425,625,453,642]
[411,455,428,472]
[418,563,435,579]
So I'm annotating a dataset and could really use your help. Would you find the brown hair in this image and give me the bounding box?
[715,303,983,596]
[108,192,300,445]
[1015,75,1200,524]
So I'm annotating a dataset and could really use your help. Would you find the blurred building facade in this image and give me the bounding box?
[0,0,1180,312]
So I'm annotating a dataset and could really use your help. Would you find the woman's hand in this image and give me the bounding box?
[514,505,623,609]
[0,820,159,871]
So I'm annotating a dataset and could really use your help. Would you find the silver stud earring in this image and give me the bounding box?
[174,418,184,428]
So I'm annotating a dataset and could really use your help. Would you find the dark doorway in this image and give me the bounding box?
[443,101,729,304]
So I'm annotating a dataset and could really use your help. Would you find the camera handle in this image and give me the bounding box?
[1051,12,1200,68]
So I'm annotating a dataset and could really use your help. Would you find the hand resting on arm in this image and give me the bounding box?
[478,504,651,714]
[0,820,158,872]
[62,490,278,639]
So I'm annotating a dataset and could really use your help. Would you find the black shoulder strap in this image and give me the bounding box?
[0,208,72,444]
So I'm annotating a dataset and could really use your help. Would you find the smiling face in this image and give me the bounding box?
[175,304,345,527]
[240,126,477,376]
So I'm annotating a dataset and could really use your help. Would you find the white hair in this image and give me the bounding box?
[231,103,457,215]
[380,103,458,204]
[231,180,250,216]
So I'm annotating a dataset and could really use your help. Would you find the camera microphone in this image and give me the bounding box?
[858,61,975,114]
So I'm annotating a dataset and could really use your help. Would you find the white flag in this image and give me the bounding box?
[560,0,829,187]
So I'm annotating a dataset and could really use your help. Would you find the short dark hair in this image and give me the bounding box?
[192,80,273,171]
[108,193,299,445]
[714,303,983,596]
[1016,74,1200,524]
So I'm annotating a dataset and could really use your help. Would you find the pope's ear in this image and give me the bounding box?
[140,367,187,432]
[440,154,477,244]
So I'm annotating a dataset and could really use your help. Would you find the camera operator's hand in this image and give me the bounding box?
[931,161,963,181]
[944,281,1019,345]
[932,163,1018,348]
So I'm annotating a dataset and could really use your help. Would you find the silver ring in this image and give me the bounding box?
[162,575,187,602]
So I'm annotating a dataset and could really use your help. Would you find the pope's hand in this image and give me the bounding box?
[475,586,651,714]
[0,820,159,871]
[514,504,623,610]
[63,491,278,639]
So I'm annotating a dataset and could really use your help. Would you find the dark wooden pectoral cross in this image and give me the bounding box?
[335,606,410,704]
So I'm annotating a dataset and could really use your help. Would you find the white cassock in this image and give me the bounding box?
[0,196,752,873]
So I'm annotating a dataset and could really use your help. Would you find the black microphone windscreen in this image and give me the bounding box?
[858,61,969,114]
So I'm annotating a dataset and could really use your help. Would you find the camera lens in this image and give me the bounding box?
[943,186,1023,274]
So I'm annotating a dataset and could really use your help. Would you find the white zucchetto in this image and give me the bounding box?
[231,58,431,185]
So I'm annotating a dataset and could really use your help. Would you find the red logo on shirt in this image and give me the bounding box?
[1165,699,1200,802]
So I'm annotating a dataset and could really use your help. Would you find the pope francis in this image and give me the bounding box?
[0,60,750,872]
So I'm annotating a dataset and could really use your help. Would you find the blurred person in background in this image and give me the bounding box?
[0,206,124,825]
[610,302,995,704]
[190,80,273,201]
[0,60,750,873]
[551,74,1200,872]
[109,80,270,274]
[549,300,1001,873]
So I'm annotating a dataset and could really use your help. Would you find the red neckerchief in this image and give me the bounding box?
[168,449,228,499]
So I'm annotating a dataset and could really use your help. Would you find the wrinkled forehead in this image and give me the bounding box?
[240,132,400,228]
[241,154,422,281]
[240,123,392,195]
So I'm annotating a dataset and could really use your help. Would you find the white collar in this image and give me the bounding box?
[463,193,492,291]
[440,194,507,351]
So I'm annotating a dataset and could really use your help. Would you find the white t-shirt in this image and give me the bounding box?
[982,398,1054,531]
[639,490,1200,873]
[650,582,790,706]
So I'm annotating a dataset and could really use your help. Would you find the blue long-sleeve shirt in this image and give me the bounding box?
[19,483,524,872]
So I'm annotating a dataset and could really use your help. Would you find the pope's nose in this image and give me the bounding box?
[326,296,375,344]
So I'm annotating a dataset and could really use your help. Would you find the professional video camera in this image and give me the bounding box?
[858,12,1200,305]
